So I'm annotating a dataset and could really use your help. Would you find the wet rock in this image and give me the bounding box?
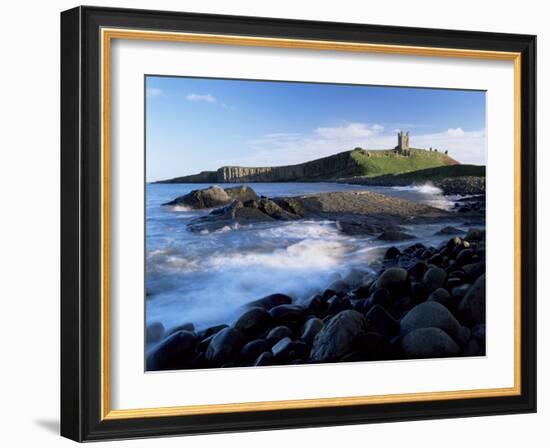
[205,327,244,365]
[451,283,471,299]
[471,323,486,341]
[327,279,350,294]
[462,262,485,281]
[146,322,165,343]
[401,327,460,358]
[455,326,471,348]
[464,228,483,241]
[423,267,447,292]
[365,305,399,338]
[400,301,461,338]
[146,331,197,371]
[410,282,428,303]
[163,185,231,208]
[310,310,367,362]
[254,351,274,366]
[269,304,305,325]
[366,287,392,310]
[408,261,428,280]
[352,331,385,359]
[197,324,229,340]
[167,322,194,336]
[427,287,452,309]
[305,295,326,316]
[457,274,486,326]
[384,246,401,260]
[327,295,348,314]
[455,248,475,267]
[234,307,272,335]
[224,185,259,203]
[373,267,409,298]
[266,325,293,345]
[301,318,324,345]
[463,338,481,356]
[272,337,308,361]
[239,339,270,363]
[247,293,293,310]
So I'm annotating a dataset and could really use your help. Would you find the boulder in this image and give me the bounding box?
[266,326,293,345]
[254,351,274,366]
[272,337,308,361]
[366,288,392,310]
[239,339,270,363]
[167,322,194,336]
[457,274,486,326]
[423,267,447,292]
[310,310,367,362]
[197,324,228,340]
[401,327,460,358]
[464,228,483,241]
[384,246,401,260]
[224,185,259,203]
[146,321,165,343]
[146,330,197,371]
[164,185,231,209]
[400,301,461,338]
[372,267,409,298]
[269,304,305,325]
[301,318,324,345]
[427,287,452,309]
[234,307,272,335]
[247,293,293,310]
[435,226,464,236]
[205,327,243,365]
[365,305,400,338]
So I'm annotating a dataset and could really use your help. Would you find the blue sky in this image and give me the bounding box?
[146,76,486,182]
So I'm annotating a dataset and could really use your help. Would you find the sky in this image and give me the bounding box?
[145,76,486,182]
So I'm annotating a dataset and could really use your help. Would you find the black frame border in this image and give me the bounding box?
[60,6,536,442]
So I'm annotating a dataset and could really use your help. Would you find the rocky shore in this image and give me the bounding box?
[146,228,486,371]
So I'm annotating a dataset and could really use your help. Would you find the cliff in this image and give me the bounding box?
[156,148,459,184]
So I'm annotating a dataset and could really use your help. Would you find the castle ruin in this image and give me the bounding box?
[395,131,411,156]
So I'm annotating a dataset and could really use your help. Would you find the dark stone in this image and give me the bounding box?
[428,253,443,266]
[455,248,475,267]
[305,294,326,316]
[167,322,194,336]
[365,305,400,338]
[239,339,270,363]
[327,295,347,314]
[400,301,461,338]
[353,331,385,359]
[463,338,481,356]
[265,325,293,346]
[451,283,471,298]
[457,274,486,326]
[327,279,349,294]
[384,246,401,260]
[254,351,274,366]
[146,331,197,371]
[271,337,308,361]
[455,326,471,348]
[146,322,165,343]
[373,267,409,298]
[446,277,463,290]
[423,267,447,292]
[197,324,228,340]
[205,327,244,365]
[464,228,483,241]
[351,298,370,313]
[310,310,367,362]
[247,293,292,310]
[352,281,375,299]
[234,307,272,335]
[301,318,324,345]
[401,327,460,358]
[408,261,428,280]
[366,287,392,309]
[163,185,231,208]
[462,262,485,281]
[427,287,452,309]
[471,324,486,341]
[410,282,428,302]
[269,304,305,325]
[393,296,415,318]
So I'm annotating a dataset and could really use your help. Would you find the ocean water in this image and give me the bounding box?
[145,182,467,336]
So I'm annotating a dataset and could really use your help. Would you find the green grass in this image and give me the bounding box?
[349,148,458,178]
[362,164,485,183]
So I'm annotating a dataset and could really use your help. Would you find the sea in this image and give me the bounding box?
[145,182,474,337]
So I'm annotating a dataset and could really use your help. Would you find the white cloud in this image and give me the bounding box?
[146,87,163,98]
[186,93,217,103]
[447,127,465,137]
[219,123,485,167]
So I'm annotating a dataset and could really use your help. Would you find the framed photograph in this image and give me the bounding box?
[60,6,537,441]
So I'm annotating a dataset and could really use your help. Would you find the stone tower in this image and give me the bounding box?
[397,131,410,152]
